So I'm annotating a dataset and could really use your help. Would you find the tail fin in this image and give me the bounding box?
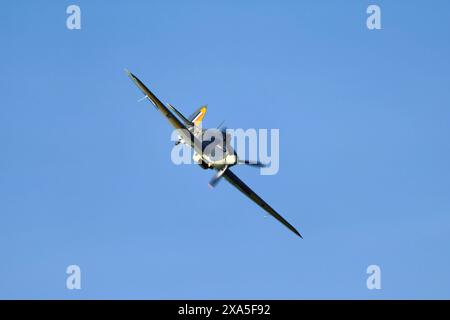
[189,105,207,126]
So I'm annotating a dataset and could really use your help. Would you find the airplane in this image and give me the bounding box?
[125,70,302,238]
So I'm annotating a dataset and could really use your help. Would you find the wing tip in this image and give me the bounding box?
[292,228,303,239]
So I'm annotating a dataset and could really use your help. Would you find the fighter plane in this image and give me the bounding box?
[125,70,302,238]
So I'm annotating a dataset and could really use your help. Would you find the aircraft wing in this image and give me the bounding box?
[125,70,203,155]
[222,169,302,238]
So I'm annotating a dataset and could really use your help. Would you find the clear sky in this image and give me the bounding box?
[1,0,450,299]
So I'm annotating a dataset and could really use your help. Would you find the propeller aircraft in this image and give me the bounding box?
[125,70,302,238]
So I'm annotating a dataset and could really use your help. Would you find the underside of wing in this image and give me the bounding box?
[222,169,302,238]
[125,70,204,155]
[125,70,186,130]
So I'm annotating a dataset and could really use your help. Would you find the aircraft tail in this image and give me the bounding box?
[189,105,207,126]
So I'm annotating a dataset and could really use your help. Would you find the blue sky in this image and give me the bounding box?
[1,0,450,299]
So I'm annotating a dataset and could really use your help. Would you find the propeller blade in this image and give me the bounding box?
[220,126,228,133]
[208,166,228,188]
[217,120,226,130]
[237,160,267,168]
[208,173,222,188]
